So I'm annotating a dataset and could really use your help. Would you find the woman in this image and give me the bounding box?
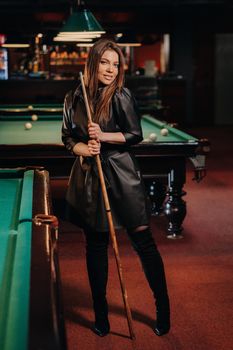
[62,39,170,337]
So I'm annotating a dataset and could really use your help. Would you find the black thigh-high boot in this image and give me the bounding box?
[84,229,110,336]
[128,228,170,336]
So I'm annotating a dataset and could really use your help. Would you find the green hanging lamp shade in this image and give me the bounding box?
[60,8,105,34]
[54,1,105,42]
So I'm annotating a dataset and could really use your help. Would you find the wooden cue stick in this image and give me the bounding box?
[79,72,135,340]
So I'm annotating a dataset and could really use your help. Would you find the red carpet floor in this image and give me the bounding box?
[55,126,233,350]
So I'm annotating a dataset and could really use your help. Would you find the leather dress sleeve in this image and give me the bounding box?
[62,91,79,154]
[114,88,143,146]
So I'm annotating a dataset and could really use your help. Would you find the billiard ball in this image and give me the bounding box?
[149,133,157,142]
[161,128,168,136]
[143,138,150,143]
[28,105,33,110]
[25,122,32,130]
[31,114,38,121]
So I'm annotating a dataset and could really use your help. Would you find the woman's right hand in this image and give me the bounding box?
[87,139,101,156]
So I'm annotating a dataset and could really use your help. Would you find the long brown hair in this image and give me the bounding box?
[83,39,125,124]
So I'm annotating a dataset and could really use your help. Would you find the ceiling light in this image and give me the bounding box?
[1,36,30,48]
[53,36,93,42]
[54,1,105,42]
[117,34,141,47]
[118,42,141,47]
[56,33,101,37]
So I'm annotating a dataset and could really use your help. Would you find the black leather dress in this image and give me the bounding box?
[62,85,150,231]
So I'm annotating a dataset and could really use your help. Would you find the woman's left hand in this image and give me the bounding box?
[88,122,104,141]
[87,139,101,156]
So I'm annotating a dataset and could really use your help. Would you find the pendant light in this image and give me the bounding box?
[117,34,141,47]
[1,35,30,48]
[54,0,105,42]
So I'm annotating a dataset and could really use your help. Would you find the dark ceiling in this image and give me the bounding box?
[0,0,233,42]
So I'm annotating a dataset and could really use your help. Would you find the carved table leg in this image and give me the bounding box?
[145,179,167,216]
[164,170,187,239]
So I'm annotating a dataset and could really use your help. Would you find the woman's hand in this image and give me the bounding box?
[87,139,101,156]
[88,122,126,145]
[88,122,104,141]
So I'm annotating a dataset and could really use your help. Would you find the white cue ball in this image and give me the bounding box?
[143,138,150,143]
[31,114,38,121]
[25,122,32,130]
[28,105,33,110]
[161,128,168,136]
[149,133,157,142]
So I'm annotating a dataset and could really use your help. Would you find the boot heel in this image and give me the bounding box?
[153,308,170,336]
[153,321,170,336]
[93,317,110,337]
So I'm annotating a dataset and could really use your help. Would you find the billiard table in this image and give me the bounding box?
[0,168,67,350]
[0,108,210,237]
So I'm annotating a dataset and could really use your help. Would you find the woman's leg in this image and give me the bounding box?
[127,226,170,336]
[84,229,110,336]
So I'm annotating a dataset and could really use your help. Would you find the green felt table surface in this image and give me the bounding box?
[141,115,197,143]
[0,114,197,145]
[0,169,34,350]
[0,115,62,144]
[0,103,63,113]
